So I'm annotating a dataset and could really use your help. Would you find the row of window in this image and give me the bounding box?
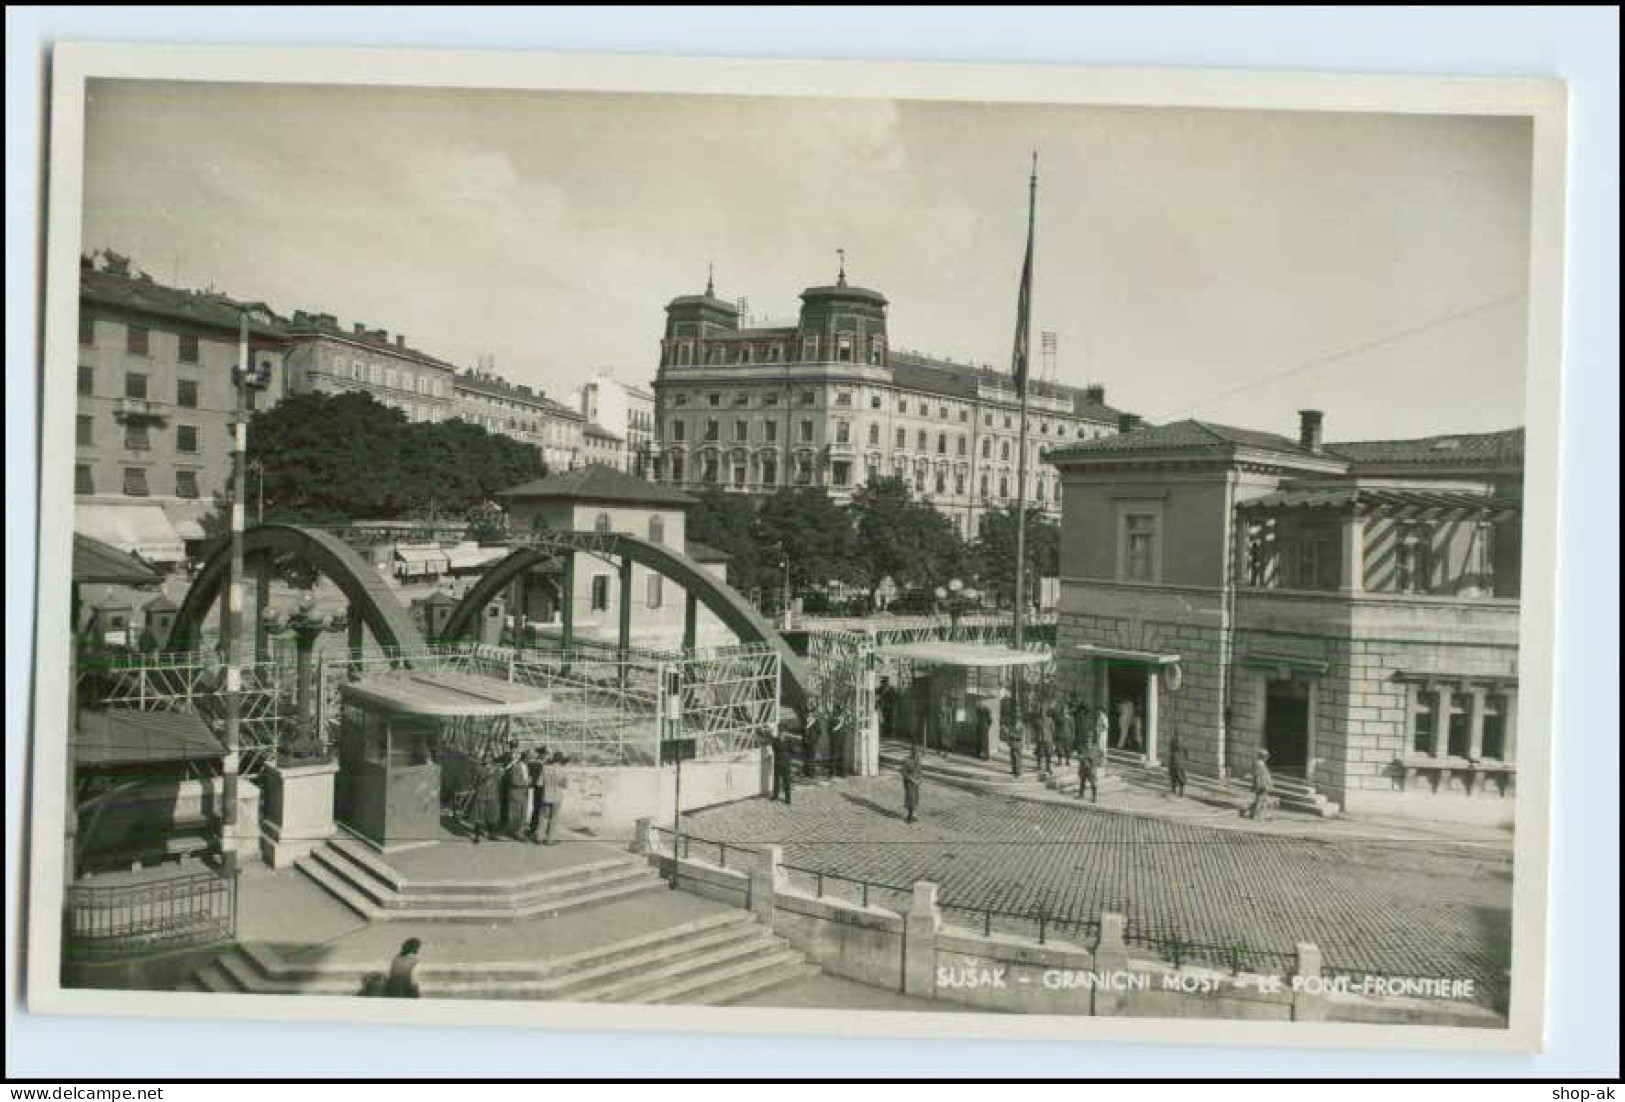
[664,388,1102,440]
[80,317,207,364]
[331,357,447,399]
[585,573,666,612]
[1408,684,1512,761]
[666,416,1057,460]
[78,367,252,411]
[660,450,1061,502]
[75,464,199,499]
[666,334,887,368]
[77,416,209,454]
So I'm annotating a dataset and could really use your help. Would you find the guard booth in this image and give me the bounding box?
[876,641,1050,758]
[335,671,555,850]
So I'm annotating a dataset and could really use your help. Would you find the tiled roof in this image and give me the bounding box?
[887,353,1127,423]
[80,267,287,339]
[1325,428,1524,470]
[1047,419,1333,463]
[1237,486,1519,516]
[684,540,730,564]
[498,463,696,507]
[73,533,162,585]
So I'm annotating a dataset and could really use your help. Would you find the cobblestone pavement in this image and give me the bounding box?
[686,776,1513,1005]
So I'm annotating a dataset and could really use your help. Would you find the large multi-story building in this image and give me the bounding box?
[74,251,289,564]
[650,269,1129,537]
[452,369,586,471]
[1049,410,1523,825]
[282,311,459,423]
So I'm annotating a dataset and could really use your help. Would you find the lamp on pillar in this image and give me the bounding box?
[285,592,330,760]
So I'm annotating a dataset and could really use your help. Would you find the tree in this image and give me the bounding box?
[688,490,773,596]
[753,488,861,596]
[849,477,970,600]
[973,504,1060,609]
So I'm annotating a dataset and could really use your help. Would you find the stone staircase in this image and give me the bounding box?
[180,909,816,1006]
[294,835,667,922]
[1101,750,1339,818]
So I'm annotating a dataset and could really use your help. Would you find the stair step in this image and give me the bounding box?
[574,932,788,1004]
[634,949,809,1006]
[295,856,383,919]
[194,962,241,993]
[675,961,821,1007]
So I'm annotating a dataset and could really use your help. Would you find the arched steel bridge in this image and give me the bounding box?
[166,524,809,711]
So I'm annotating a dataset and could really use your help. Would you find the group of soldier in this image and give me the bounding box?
[462,742,571,845]
[1001,695,1111,802]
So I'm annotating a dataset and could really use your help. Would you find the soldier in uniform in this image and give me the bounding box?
[1248,749,1274,821]
[1078,740,1102,803]
[974,700,994,761]
[1007,710,1026,778]
[525,746,549,843]
[1054,701,1075,769]
[503,745,533,838]
[772,713,799,805]
[470,750,505,844]
[1034,707,1055,777]
[1166,731,1189,798]
[902,744,923,824]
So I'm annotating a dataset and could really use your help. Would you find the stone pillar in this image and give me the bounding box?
[1468,686,1487,760]
[749,844,781,923]
[1430,681,1450,759]
[260,758,338,869]
[1091,911,1130,1016]
[1339,512,1366,594]
[1502,687,1519,763]
[559,551,575,650]
[1291,942,1330,1021]
[683,591,698,654]
[903,881,941,998]
[629,816,651,855]
[1144,666,1160,765]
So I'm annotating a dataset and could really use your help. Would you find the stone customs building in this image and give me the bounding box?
[452,369,586,472]
[651,269,1128,538]
[75,252,289,563]
[497,464,733,649]
[1049,412,1523,825]
[282,310,458,424]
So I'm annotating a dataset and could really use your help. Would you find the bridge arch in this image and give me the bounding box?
[167,523,428,655]
[441,532,810,711]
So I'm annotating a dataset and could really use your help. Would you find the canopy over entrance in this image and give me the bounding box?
[1070,643,1181,667]
[876,641,1049,669]
[75,502,186,564]
[341,670,556,718]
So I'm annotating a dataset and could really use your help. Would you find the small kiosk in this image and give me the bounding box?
[335,671,556,850]
[876,641,1050,758]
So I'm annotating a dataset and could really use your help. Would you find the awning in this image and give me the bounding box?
[877,642,1050,669]
[444,543,509,572]
[75,708,223,767]
[1238,653,1330,675]
[75,503,186,564]
[1070,643,1180,666]
[394,546,449,575]
[169,519,207,541]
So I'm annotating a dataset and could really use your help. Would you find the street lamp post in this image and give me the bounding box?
[248,459,265,526]
[220,314,272,877]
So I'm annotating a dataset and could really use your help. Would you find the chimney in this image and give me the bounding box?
[353,322,367,336]
[395,334,406,348]
[318,313,337,329]
[1084,385,1105,405]
[1298,409,1324,452]
[1118,413,1142,435]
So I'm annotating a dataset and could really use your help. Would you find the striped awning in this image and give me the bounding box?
[1237,486,1519,519]
[75,503,186,564]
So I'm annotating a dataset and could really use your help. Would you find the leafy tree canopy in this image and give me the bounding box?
[973,504,1060,608]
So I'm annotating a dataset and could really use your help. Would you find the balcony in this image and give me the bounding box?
[112,397,168,423]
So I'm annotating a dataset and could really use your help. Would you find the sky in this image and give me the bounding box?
[81,80,1534,441]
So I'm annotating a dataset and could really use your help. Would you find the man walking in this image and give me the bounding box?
[771,714,798,805]
[1034,707,1055,778]
[902,744,923,824]
[1166,731,1188,798]
[1078,740,1101,804]
[1248,749,1274,821]
[1007,712,1025,778]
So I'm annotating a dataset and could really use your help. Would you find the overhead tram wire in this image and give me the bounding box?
[1157,289,1528,422]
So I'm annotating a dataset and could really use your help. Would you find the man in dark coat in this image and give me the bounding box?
[471,750,505,844]
[1167,732,1189,798]
[771,714,799,804]
[1007,713,1026,778]
[974,700,993,761]
[902,745,923,824]
[382,938,422,998]
[1034,708,1056,777]
[1055,702,1075,768]
[526,747,549,843]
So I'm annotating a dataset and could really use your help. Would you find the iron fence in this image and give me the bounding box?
[75,655,296,779]
[778,862,914,914]
[64,867,237,956]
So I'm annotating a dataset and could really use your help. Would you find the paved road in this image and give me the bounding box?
[686,775,1513,1005]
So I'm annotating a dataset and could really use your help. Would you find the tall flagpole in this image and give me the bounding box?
[1012,152,1037,716]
